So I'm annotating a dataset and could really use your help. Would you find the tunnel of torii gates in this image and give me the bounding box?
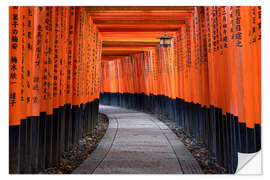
[9,6,261,174]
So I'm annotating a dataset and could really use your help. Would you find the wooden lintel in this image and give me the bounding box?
[94,20,185,25]
[85,6,194,12]
[102,41,160,46]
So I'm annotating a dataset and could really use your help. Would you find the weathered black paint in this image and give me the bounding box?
[38,112,46,171]
[9,125,20,174]
[19,119,27,174]
[9,98,100,174]
[45,115,53,168]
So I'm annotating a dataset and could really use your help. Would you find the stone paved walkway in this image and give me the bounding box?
[73,105,203,174]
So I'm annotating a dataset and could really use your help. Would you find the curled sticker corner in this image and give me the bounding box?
[236,151,262,174]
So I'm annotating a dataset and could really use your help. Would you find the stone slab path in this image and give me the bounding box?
[73,105,203,174]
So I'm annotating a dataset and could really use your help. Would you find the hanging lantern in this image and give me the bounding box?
[157,32,173,47]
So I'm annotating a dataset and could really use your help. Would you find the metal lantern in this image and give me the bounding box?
[157,33,173,47]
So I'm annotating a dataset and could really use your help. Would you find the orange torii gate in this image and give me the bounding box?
[99,6,261,173]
